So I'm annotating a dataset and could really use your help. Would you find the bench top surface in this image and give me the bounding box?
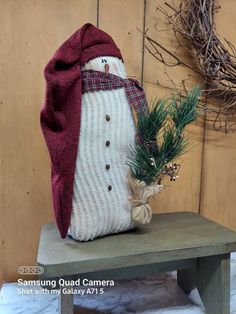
[37,212,236,276]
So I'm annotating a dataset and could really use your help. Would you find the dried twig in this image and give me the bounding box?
[145,0,236,132]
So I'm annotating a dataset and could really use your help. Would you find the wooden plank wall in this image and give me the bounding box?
[200,0,236,230]
[0,0,235,282]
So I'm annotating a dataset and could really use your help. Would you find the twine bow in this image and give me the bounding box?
[128,174,164,225]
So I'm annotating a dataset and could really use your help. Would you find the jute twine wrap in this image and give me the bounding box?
[128,174,164,225]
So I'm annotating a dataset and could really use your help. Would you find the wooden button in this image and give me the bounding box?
[108,185,112,191]
[106,140,110,147]
[106,164,110,170]
[106,115,110,121]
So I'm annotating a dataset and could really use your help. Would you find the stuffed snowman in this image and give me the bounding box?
[41,24,149,240]
[68,56,138,241]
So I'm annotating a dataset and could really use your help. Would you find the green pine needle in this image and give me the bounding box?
[137,99,168,143]
[159,127,188,164]
[169,86,201,132]
[128,145,158,184]
[127,86,201,185]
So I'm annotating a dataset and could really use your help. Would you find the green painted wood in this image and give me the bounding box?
[59,285,73,314]
[177,254,230,313]
[196,254,230,314]
[40,259,197,281]
[37,212,236,278]
[177,266,196,294]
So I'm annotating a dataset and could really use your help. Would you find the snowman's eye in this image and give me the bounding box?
[101,59,107,63]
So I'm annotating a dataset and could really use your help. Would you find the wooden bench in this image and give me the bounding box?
[37,212,236,314]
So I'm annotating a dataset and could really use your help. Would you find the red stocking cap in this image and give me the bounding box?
[40,24,123,238]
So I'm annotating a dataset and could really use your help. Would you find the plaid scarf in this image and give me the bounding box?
[81,70,149,117]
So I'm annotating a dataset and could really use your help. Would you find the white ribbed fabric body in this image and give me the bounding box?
[68,56,136,241]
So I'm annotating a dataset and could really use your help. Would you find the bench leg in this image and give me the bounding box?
[59,286,74,314]
[178,254,230,314]
[177,266,196,294]
[196,253,230,314]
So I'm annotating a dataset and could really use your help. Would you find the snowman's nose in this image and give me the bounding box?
[105,63,109,76]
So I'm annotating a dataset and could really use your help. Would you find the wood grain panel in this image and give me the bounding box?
[99,0,145,80]
[0,0,97,282]
[144,0,205,213]
[200,0,236,230]
[200,120,236,229]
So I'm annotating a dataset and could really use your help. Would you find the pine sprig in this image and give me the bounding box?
[169,86,200,131]
[127,86,201,185]
[128,145,158,183]
[137,99,168,143]
[159,127,188,164]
